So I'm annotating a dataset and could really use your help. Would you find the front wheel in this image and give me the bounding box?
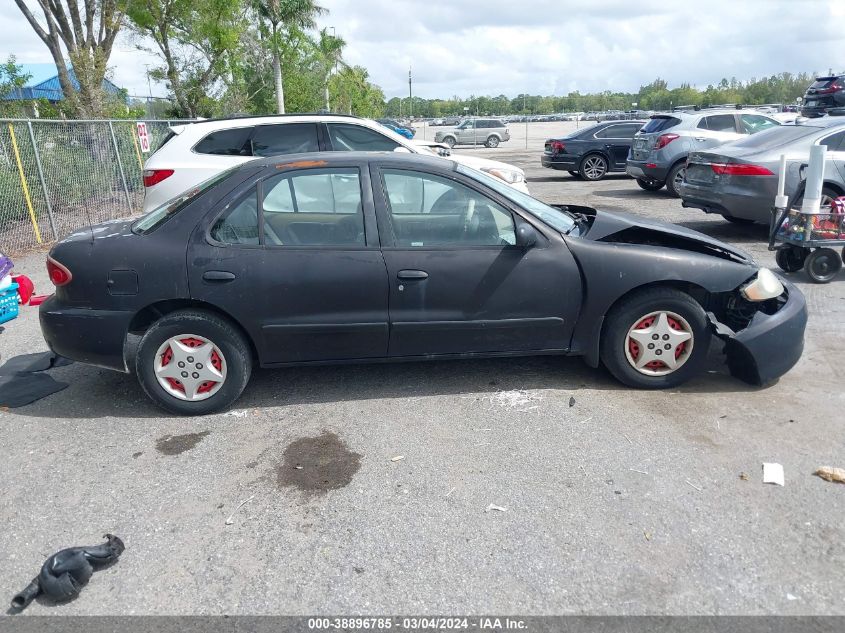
[600,288,711,389]
[636,178,664,192]
[665,162,686,198]
[442,136,456,149]
[580,154,608,181]
[136,310,252,415]
[485,135,500,148]
[804,248,842,283]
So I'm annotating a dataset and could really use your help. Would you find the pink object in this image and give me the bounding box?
[28,294,50,307]
[12,274,34,304]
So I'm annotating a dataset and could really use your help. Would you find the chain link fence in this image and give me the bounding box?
[0,119,193,255]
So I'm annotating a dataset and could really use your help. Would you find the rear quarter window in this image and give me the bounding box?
[641,117,681,133]
[194,127,253,156]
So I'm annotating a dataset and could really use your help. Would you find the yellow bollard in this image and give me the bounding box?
[131,124,144,170]
[8,123,42,244]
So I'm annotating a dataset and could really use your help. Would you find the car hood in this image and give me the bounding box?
[447,152,525,177]
[582,209,753,264]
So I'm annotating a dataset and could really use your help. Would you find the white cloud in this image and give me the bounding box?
[1,0,843,101]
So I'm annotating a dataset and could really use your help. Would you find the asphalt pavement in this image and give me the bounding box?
[0,122,843,615]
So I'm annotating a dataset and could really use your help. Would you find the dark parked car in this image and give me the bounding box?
[680,117,845,225]
[40,153,806,414]
[542,120,645,180]
[801,75,845,118]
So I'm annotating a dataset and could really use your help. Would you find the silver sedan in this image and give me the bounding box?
[679,117,845,224]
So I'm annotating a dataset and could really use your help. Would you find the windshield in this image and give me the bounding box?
[457,165,576,234]
[133,167,239,235]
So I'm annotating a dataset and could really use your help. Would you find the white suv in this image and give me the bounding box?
[142,114,528,211]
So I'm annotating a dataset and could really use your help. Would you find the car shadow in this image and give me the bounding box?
[592,188,673,199]
[11,348,762,420]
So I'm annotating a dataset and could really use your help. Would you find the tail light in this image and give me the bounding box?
[654,133,679,150]
[710,163,774,176]
[550,140,565,154]
[46,256,72,287]
[815,81,843,95]
[143,169,174,187]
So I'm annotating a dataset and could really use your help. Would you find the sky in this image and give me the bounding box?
[2,0,844,100]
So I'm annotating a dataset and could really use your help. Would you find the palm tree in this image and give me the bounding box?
[254,0,326,114]
[318,28,346,112]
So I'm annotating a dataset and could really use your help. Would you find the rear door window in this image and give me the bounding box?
[740,114,779,134]
[641,117,680,133]
[698,115,738,132]
[326,123,402,151]
[261,168,365,246]
[595,124,640,139]
[820,130,845,151]
[251,123,319,157]
[194,127,253,156]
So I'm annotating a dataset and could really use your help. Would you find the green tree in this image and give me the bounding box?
[317,27,346,112]
[126,0,246,118]
[253,0,326,114]
[13,0,124,117]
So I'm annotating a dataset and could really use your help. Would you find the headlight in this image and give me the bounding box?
[481,167,525,184]
[740,268,784,301]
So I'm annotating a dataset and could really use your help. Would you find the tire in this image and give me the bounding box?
[485,135,500,148]
[568,170,581,178]
[636,178,664,192]
[136,309,252,415]
[775,246,807,273]
[665,162,686,198]
[600,287,711,389]
[804,248,842,284]
[795,185,839,210]
[579,154,608,181]
[721,215,755,225]
[442,136,456,149]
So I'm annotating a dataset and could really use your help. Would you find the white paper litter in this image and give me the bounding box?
[762,462,785,486]
[485,503,507,513]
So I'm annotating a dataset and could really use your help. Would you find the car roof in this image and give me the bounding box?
[234,150,455,173]
[185,113,365,127]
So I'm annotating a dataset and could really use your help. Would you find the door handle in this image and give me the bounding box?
[203,270,236,282]
[397,269,429,280]
[694,137,707,142]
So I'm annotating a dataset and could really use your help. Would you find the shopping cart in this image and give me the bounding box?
[769,194,845,283]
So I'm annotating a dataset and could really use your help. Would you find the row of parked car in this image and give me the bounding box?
[542,104,845,224]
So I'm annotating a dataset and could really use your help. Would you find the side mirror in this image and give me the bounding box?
[515,221,540,249]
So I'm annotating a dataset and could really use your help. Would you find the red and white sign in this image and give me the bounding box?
[137,122,150,153]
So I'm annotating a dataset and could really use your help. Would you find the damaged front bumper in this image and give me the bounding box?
[708,277,807,386]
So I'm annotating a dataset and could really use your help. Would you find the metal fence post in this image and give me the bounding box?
[108,121,133,215]
[27,121,58,241]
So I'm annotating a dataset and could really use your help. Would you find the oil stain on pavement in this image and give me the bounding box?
[277,431,362,494]
[155,430,211,456]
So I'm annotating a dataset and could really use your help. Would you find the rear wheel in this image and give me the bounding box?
[804,248,842,283]
[721,215,755,225]
[600,288,711,389]
[775,246,807,273]
[485,135,500,148]
[580,154,608,181]
[636,178,664,191]
[136,310,252,415]
[665,162,686,198]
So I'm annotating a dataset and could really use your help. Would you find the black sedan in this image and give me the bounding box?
[542,120,645,181]
[40,153,806,414]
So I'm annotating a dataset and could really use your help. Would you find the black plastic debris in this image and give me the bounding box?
[0,351,73,376]
[0,352,71,408]
[11,534,124,612]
